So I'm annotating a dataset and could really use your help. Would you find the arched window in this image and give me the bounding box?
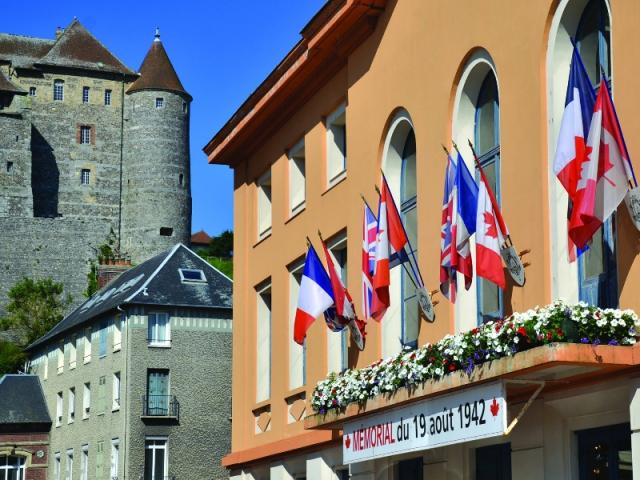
[548,0,616,307]
[0,455,26,480]
[474,71,502,322]
[381,111,418,356]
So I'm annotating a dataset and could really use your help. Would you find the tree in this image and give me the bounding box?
[0,340,26,375]
[0,278,71,347]
[208,230,233,258]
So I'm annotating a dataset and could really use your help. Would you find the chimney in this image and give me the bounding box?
[55,27,64,39]
[97,256,132,289]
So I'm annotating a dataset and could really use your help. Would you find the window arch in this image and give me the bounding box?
[380,109,418,356]
[452,50,501,330]
[547,0,616,307]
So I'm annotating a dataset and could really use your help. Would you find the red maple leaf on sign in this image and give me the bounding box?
[490,398,500,417]
[344,435,351,449]
[483,211,498,239]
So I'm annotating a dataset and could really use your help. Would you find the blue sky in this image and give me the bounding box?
[0,1,325,237]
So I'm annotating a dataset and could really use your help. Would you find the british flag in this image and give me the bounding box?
[361,203,377,320]
[439,154,457,301]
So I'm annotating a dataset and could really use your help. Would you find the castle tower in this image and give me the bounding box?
[122,29,192,262]
[120,30,191,263]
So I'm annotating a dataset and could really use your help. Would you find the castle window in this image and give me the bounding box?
[6,162,13,174]
[29,86,36,96]
[81,169,90,186]
[104,89,111,106]
[182,101,187,113]
[53,79,64,101]
[179,173,184,186]
[82,86,89,104]
[159,227,173,237]
[155,97,164,109]
[80,126,91,144]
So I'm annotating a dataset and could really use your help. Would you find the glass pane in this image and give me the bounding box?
[476,74,499,155]
[144,447,153,480]
[154,448,165,478]
[401,131,416,202]
[576,0,610,85]
[403,207,417,249]
[481,279,500,319]
[402,266,418,346]
[583,227,605,279]
[482,157,498,194]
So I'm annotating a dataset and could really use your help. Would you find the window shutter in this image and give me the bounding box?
[95,441,104,478]
[97,376,106,414]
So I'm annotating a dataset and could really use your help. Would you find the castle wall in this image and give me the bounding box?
[0,104,33,217]
[122,90,191,262]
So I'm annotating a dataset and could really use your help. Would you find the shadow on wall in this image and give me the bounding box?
[31,126,59,218]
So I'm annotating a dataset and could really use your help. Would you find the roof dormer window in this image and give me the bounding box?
[178,268,206,284]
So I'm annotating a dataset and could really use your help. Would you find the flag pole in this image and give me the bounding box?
[375,175,425,288]
[364,191,421,291]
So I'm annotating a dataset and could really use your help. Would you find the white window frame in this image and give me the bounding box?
[53,80,64,101]
[54,453,61,480]
[112,372,121,411]
[144,437,168,479]
[84,327,92,363]
[57,343,64,374]
[0,454,26,480]
[104,89,111,106]
[327,235,349,374]
[43,352,48,380]
[83,383,91,419]
[69,338,76,369]
[148,312,171,347]
[82,86,89,104]
[65,449,73,480]
[55,392,63,427]
[326,103,347,186]
[113,315,122,352]
[288,139,306,215]
[256,170,272,240]
[256,282,272,402]
[81,169,90,185]
[80,445,88,480]
[68,387,75,424]
[110,439,119,479]
[80,126,91,145]
[288,261,305,390]
[178,268,207,283]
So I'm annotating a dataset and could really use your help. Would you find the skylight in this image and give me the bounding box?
[179,268,207,283]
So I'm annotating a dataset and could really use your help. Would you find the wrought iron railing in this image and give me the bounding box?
[142,395,179,419]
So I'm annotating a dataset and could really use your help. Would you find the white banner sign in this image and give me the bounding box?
[342,381,507,464]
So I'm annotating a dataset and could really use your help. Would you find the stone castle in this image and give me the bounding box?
[0,20,192,310]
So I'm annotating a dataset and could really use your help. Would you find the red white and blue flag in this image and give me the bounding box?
[371,174,408,321]
[440,154,457,301]
[553,46,595,260]
[293,245,335,345]
[476,169,506,289]
[321,240,355,330]
[361,203,377,320]
[568,78,632,249]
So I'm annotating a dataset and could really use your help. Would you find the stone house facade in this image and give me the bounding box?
[27,244,232,480]
[0,20,192,311]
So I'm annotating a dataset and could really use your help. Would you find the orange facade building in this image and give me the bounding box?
[205,0,640,478]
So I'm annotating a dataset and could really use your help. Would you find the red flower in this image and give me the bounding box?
[448,364,457,372]
[429,357,436,363]
[472,328,479,335]
[546,331,553,340]
[443,358,448,365]
[517,327,527,337]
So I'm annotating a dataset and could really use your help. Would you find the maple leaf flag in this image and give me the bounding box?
[476,173,506,289]
[568,78,632,249]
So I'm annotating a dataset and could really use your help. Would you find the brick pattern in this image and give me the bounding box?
[0,432,49,480]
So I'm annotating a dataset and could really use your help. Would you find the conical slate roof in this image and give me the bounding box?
[127,31,190,99]
[35,19,134,75]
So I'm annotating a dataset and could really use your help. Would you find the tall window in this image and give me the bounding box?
[110,439,120,480]
[54,453,61,480]
[400,130,418,346]
[95,441,104,479]
[56,391,63,426]
[326,104,347,186]
[257,171,272,240]
[29,87,36,96]
[81,169,90,186]
[53,80,64,101]
[104,89,112,106]
[0,455,26,480]
[112,372,121,411]
[575,0,617,308]
[65,450,73,480]
[99,320,107,357]
[80,126,91,144]
[144,438,168,480]
[289,139,306,215]
[146,370,170,415]
[474,71,502,323]
[84,327,92,363]
[68,387,75,423]
[83,382,91,418]
[113,315,122,351]
[69,338,76,369]
[97,376,106,414]
[256,282,271,402]
[288,262,305,389]
[148,313,171,347]
[82,86,89,104]
[327,235,349,372]
[80,445,88,480]
[57,343,64,374]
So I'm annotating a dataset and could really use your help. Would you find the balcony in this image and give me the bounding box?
[141,395,179,422]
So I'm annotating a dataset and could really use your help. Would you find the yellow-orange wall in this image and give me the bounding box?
[225,0,640,461]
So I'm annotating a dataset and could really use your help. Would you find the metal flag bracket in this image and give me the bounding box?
[503,379,546,436]
[626,186,640,231]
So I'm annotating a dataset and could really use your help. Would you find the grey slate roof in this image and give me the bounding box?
[0,34,55,69]
[0,375,51,428]
[27,244,232,351]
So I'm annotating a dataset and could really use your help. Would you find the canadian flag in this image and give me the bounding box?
[475,173,506,289]
[569,79,632,249]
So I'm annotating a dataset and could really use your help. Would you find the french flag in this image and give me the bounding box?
[476,171,506,289]
[450,152,478,291]
[569,78,632,249]
[361,203,377,320]
[293,245,335,345]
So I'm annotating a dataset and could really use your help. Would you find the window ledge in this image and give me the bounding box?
[113,345,121,353]
[252,399,271,414]
[323,171,347,195]
[285,206,305,225]
[284,386,307,402]
[112,407,120,413]
[253,232,272,249]
[147,343,171,349]
[83,357,91,365]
